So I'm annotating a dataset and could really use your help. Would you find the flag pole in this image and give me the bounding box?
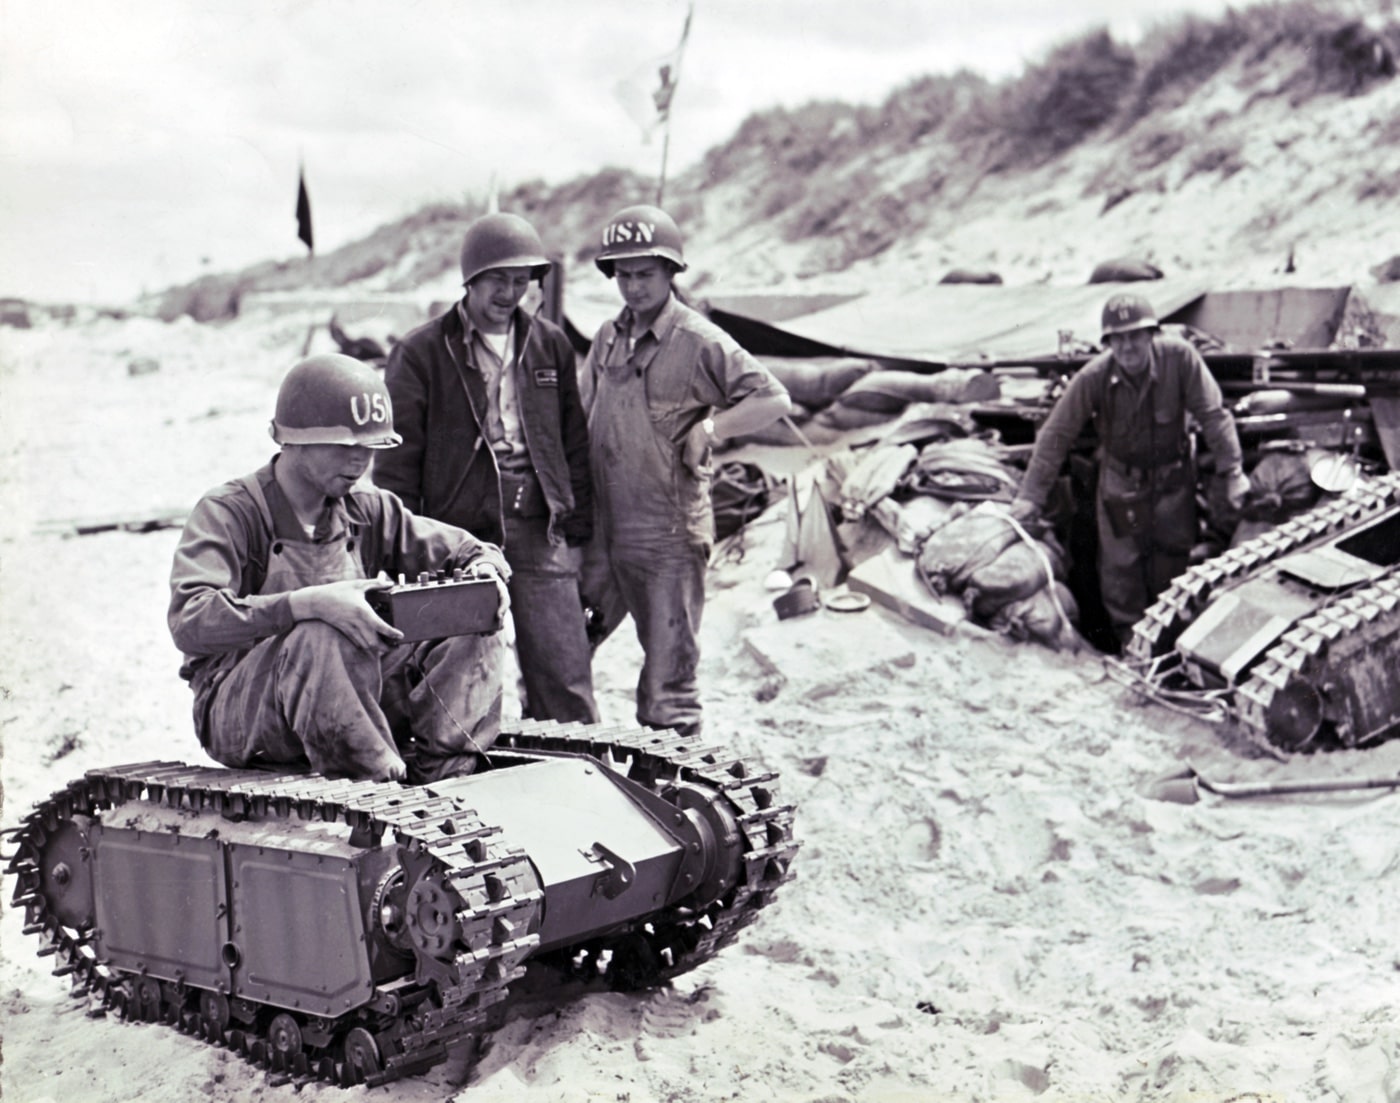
[655,2,692,208]
[657,126,671,206]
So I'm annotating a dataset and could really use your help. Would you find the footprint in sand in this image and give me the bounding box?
[634,986,722,1062]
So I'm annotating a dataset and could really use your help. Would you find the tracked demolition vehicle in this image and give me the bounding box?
[1122,471,1400,753]
[5,720,797,1088]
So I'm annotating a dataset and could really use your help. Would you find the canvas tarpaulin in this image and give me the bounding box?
[737,279,1209,366]
[567,280,1208,364]
[564,279,1387,366]
[1169,287,1356,349]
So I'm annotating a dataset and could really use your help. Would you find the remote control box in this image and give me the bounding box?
[366,570,503,641]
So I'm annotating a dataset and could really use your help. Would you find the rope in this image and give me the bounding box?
[1102,653,1236,726]
[995,507,1076,642]
[781,414,824,459]
[419,654,494,767]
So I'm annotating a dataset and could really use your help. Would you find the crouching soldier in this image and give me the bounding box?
[168,353,510,783]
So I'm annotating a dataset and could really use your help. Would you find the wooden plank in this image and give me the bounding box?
[35,509,188,537]
[846,545,967,636]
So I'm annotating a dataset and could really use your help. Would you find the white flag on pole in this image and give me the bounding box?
[614,4,694,144]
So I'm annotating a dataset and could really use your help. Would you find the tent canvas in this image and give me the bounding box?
[562,288,859,357]
[1169,287,1354,349]
[1356,283,1400,347]
[707,279,1209,366]
[565,279,1389,366]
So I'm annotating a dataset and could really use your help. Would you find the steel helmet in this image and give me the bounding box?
[270,354,402,449]
[1100,293,1159,340]
[595,204,687,276]
[459,213,552,287]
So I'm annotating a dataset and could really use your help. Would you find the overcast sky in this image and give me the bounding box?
[1,0,1233,304]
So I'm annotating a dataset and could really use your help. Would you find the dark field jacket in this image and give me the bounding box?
[375,304,593,548]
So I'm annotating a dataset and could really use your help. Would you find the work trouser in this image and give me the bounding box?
[502,512,598,724]
[199,621,502,783]
[1096,457,1196,645]
[604,540,709,739]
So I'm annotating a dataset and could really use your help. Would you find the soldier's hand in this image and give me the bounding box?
[462,560,512,623]
[1223,469,1252,513]
[460,549,512,585]
[681,420,715,478]
[1008,498,1041,525]
[1209,468,1252,525]
[289,578,402,650]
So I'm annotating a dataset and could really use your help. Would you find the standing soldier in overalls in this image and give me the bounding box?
[579,204,791,737]
[1010,293,1251,649]
[168,353,511,782]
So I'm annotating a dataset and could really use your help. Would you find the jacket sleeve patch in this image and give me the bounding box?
[533,368,559,388]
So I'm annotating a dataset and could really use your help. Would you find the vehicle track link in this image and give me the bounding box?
[499,719,798,985]
[1127,472,1400,663]
[1235,572,1400,754]
[7,760,540,1087]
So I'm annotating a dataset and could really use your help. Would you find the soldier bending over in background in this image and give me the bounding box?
[169,353,510,783]
[1010,293,1250,650]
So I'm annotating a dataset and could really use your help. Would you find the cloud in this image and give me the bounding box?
[1,0,1233,302]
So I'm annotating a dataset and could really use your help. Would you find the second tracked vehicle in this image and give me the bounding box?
[1120,471,1400,754]
[5,720,797,1089]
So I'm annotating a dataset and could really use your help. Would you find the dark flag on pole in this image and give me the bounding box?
[296,166,314,253]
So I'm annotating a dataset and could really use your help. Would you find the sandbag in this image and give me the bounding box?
[1088,258,1163,284]
[814,403,900,430]
[758,357,879,410]
[893,494,963,554]
[835,368,1001,413]
[1240,448,1323,523]
[990,582,1083,652]
[939,268,1003,285]
[963,536,1066,621]
[901,437,1022,502]
[915,503,1021,595]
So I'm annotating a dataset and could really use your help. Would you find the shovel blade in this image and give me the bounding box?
[1141,767,1202,805]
